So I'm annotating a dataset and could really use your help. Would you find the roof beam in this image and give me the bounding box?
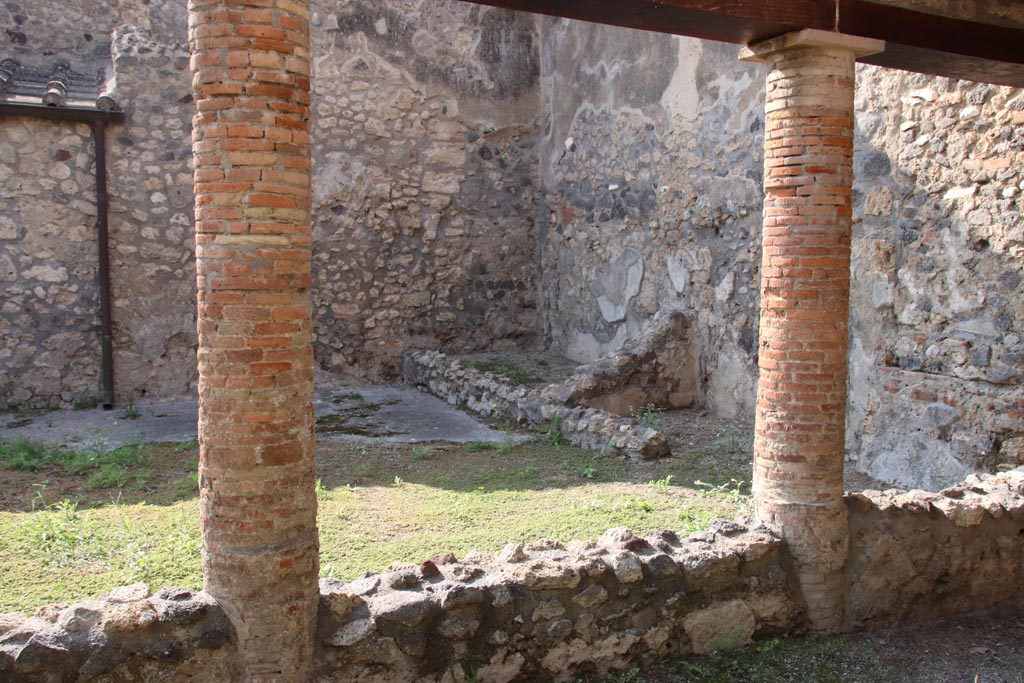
[462,0,1024,87]
[0,102,126,123]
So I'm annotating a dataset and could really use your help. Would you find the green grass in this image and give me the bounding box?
[72,397,101,411]
[0,437,154,480]
[0,499,201,612]
[576,635,908,682]
[0,437,751,614]
[459,358,537,384]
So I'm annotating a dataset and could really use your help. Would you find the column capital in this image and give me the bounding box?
[739,28,885,62]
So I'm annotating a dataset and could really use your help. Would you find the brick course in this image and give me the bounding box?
[189,0,319,679]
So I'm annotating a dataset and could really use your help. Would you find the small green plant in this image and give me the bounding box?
[634,403,665,431]
[581,464,596,479]
[711,426,752,456]
[536,416,568,446]
[514,464,539,481]
[175,438,199,452]
[392,475,404,487]
[411,444,436,461]
[633,498,655,513]
[466,441,494,453]
[695,478,751,510]
[173,471,199,498]
[489,360,534,384]
[0,437,54,471]
[72,397,101,411]
[451,657,481,683]
[316,477,328,501]
[649,474,675,490]
[85,463,142,490]
[459,359,478,369]
[497,430,516,453]
[120,403,140,420]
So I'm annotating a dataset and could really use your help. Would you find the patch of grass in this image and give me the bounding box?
[86,464,142,491]
[0,497,201,612]
[173,471,199,499]
[649,474,675,490]
[175,438,199,452]
[488,360,535,384]
[120,403,140,420]
[466,441,495,453]
[411,444,436,460]
[0,437,55,471]
[497,430,516,453]
[72,397,101,411]
[1,434,755,613]
[711,425,753,456]
[0,438,155,490]
[458,358,537,384]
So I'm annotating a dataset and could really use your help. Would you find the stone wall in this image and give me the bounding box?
[848,70,1024,488]
[3,0,1022,493]
[535,24,766,420]
[6,469,1024,681]
[535,20,1024,488]
[1,0,541,407]
[0,1,195,410]
[0,116,103,409]
[309,0,542,381]
[845,469,1024,629]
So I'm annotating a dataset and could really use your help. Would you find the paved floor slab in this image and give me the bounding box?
[0,386,510,449]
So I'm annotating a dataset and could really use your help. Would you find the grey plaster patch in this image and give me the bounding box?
[314,386,512,444]
[0,386,511,449]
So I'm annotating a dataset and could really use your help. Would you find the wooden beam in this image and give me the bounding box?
[459,0,1024,87]
[462,0,835,45]
[0,102,126,123]
[840,0,1024,87]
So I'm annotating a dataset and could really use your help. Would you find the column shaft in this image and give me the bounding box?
[188,0,318,679]
[747,36,867,633]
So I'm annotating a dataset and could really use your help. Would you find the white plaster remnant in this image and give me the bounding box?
[943,184,978,200]
[666,255,690,293]
[598,296,627,323]
[660,37,702,125]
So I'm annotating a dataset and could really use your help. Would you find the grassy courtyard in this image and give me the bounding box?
[0,423,752,615]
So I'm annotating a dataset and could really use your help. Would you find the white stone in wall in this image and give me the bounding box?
[666,254,691,293]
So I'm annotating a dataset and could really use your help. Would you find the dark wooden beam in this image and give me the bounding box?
[460,0,1024,87]
[463,0,835,45]
[0,102,126,123]
[840,0,1024,87]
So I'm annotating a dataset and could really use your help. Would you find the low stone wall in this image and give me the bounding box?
[6,471,1024,681]
[404,311,701,460]
[316,522,796,682]
[0,584,235,682]
[845,468,1024,630]
[404,350,668,459]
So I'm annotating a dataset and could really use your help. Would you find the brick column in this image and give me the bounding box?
[741,31,883,633]
[188,1,318,679]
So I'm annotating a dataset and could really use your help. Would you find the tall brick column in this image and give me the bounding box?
[741,31,883,632]
[188,1,318,679]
